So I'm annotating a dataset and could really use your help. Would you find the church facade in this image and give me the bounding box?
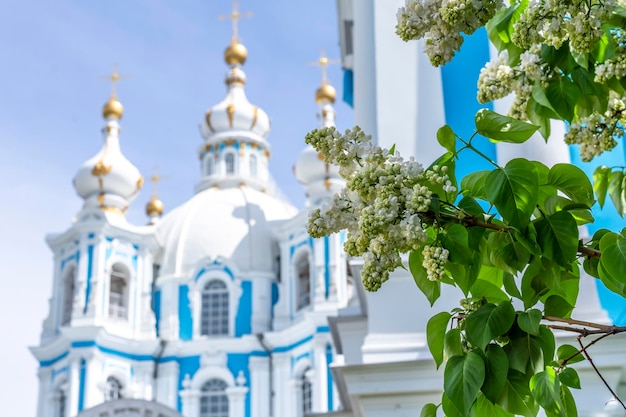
[29,21,353,417]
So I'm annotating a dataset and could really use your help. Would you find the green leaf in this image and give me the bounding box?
[409,250,441,306]
[559,368,581,389]
[544,295,574,318]
[518,309,542,336]
[437,125,457,154]
[498,370,539,417]
[442,392,464,417]
[503,273,522,300]
[608,170,625,217]
[598,232,626,297]
[530,367,562,413]
[486,158,539,229]
[483,344,509,403]
[471,279,510,304]
[593,166,611,208]
[533,211,579,267]
[475,109,539,143]
[465,302,516,351]
[476,394,514,417]
[443,224,474,264]
[445,327,463,359]
[560,385,578,417]
[556,344,584,366]
[506,338,530,373]
[421,403,439,417]
[527,337,545,375]
[545,76,581,122]
[427,312,452,369]
[547,164,594,206]
[537,326,556,367]
[444,352,485,416]
[461,171,490,200]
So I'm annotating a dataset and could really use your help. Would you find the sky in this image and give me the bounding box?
[0,1,353,415]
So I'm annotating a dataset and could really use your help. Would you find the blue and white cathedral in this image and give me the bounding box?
[30,26,352,417]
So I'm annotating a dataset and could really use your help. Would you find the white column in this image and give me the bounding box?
[273,354,291,417]
[227,386,249,417]
[158,279,180,340]
[83,353,103,410]
[67,356,81,417]
[180,375,200,417]
[289,378,303,417]
[251,275,273,333]
[313,238,327,303]
[156,361,179,409]
[249,357,270,417]
[313,336,327,412]
[353,0,378,141]
[37,368,52,417]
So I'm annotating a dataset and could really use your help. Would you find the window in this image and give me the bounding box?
[296,254,311,310]
[105,376,123,401]
[200,379,229,417]
[109,264,129,319]
[249,154,257,177]
[225,153,235,175]
[201,280,229,336]
[302,369,313,415]
[207,157,214,176]
[61,266,76,326]
[343,20,354,55]
[55,389,66,417]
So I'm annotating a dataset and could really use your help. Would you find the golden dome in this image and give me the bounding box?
[224,41,248,66]
[146,196,164,217]
[102,96,124,120]
[315,83,336,104]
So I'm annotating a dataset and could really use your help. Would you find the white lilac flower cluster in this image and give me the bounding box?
[477,48,546,120]
[511,0,615,53]
[564,97,626,161]
[422,245,450,281]
[396,0,503,66]
[306,127,448,291]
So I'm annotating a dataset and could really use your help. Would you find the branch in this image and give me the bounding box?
[577,336,626,411]
[449,213,602,258]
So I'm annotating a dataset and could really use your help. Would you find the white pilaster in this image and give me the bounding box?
[249,356,270,417]
[67,356,81,417]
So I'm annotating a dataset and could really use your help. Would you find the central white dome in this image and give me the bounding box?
[157,186,296,277]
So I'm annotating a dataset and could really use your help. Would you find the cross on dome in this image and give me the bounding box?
[309,50,339,105]
[308,50,339,84]
[100,64,129,120]
[100,64,129,98]
[218,1,252,42]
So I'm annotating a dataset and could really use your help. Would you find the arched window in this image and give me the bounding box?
[201,280,229,336]
[200,379,229,417]
[249,154,258,177]
[109,264,129,319]
[302,369,313,415]
[105,376,123,401]
[206,157,214,176]
[225,153,235,175]
[296,254,311,310]
[55,389,66,417]
[61,266,76,326]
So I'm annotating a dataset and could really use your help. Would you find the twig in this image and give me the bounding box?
[577,336,626,411]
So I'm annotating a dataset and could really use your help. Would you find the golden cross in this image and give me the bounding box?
[149,167,168,197]
[100,64,129,97]
[218,1,252,41]
[308,50,340,83]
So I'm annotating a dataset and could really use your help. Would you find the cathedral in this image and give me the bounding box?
[29,1,626,417]
[29,7,353,416]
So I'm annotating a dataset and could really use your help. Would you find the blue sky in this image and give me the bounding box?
[0,1,352,414]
